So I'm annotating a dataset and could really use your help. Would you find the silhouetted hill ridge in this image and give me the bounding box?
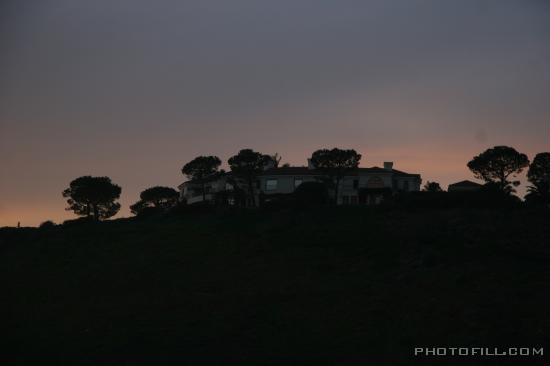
[1,207,549,365]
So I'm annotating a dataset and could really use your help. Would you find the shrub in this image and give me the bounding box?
[260,193,294,211]
[293,181,329,208]
[39,220,56,229]
[165,201,217,217]
[389,185,522,210]
[134,206,163,219]
[62,217,94,226]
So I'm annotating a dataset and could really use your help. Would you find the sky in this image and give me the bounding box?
[1,0,549,226]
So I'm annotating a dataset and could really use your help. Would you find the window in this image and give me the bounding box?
[342,195,350,205]
[294,179,303,188]
[403,180,409,191]
[353,180,359,189]
[256,180,260,189]
[266,179,278,191]
[350,195,358,205]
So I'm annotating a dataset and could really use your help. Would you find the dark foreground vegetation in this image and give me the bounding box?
[2,206,550,366]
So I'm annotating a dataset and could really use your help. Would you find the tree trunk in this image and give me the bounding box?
[93,204,99,221]
[334,177,340,205]
[499,168,507,191]
[248,176,255,207]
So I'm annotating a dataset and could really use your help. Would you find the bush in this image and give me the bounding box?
[39,220,56,229]
[293,181,329,208]
[475,183,522,208]
[62,217,94,226]
[214,189,246,207]
[524,191,550,208]
[134,206,163,218]
[166,201,216,217]
[390,186,522,210]
[390,191,450,209]
[260,193,294,211]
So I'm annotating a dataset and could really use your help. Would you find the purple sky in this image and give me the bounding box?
[1,0,549,226]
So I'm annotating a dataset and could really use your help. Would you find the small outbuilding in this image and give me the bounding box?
[448,180,483,192]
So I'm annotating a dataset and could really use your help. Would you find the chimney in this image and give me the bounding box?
[307,158,315,170]
[384,162,393,171]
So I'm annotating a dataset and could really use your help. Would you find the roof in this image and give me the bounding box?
[261,167,319,176]
[448,180,483,187]
[260,166,420,178]
[359,167,392,174]
[390,168,421,178]
[179,165,421,188]
[179,172,232,188]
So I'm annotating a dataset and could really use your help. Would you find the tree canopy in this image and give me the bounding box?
[131,186,179,215]
[423,181,443,192]
[228,149,271,206]
[526,152,550,206]
[267,153,282,168]
[62,176,121,220]
[310,148,361,203]
[182,156,222,202]
[467,146,529,193]
[182,156,222,181]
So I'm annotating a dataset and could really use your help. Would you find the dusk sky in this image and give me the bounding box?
[1,0,549,226]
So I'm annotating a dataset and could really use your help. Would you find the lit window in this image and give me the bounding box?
[294,179,303,188]
[266,179,278,191]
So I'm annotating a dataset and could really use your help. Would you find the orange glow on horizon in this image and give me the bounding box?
[2,142,542,228]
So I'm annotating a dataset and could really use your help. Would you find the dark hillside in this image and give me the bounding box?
[2,208,550,365]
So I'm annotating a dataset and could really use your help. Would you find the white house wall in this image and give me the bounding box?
[179,168,421,204]
[259,175,317,194]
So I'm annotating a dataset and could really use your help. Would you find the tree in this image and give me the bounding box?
[268,153,282,168]
[131,186,179,215]
[310,148,361,203]
[182,156,222,202]
[467,146,529,193]
[422,181,442,192]
[130,200,148,216]
[228,149,271,207]
[526,152,550,206]
[62,176,121,220]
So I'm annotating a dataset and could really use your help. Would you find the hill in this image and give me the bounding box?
[2,207,550,365]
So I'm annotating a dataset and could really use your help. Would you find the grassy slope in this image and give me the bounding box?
[2,207,550,365]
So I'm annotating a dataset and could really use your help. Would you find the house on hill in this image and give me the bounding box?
[178,174,234,205]
[448,180,483,192]
[179,159,422,205]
